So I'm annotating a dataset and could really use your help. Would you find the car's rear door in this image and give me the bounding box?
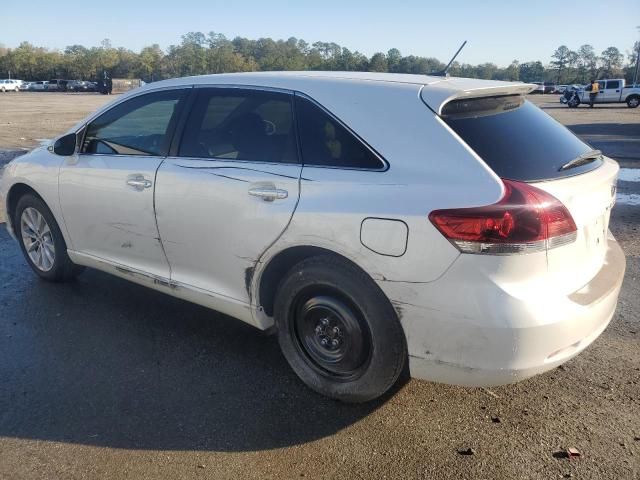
[59,88,189,279]
[155,86,301,304]
[601,80,621,102]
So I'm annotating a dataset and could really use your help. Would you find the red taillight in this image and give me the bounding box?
[429,179,577,254]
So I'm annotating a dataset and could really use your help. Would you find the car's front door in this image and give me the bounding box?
[155,87,302,304]
[593,80,606,102]
[59,88,188,278]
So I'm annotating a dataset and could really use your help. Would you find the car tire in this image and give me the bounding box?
[15,194,84,282]
[274,255,407,403]
[627,95,640,108]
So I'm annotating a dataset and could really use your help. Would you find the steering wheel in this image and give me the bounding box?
[263,120,276,136]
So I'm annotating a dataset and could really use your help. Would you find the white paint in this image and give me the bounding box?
[1,72,627,395]
[360,218,408,257]
[617,168,640,183]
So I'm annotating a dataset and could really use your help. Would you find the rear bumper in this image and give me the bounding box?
[391,234,625,387]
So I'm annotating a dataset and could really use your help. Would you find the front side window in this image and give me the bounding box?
[82,90,184,156]
[178,88,297,164]
[295,96,384,169]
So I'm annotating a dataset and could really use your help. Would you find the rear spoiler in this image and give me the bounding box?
[421,79,535,115]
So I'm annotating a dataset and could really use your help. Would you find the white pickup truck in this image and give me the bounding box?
[573,79,640,108]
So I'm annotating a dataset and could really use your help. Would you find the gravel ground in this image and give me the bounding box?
[0,91,638,480]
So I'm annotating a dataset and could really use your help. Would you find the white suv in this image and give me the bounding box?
[0,79,22,92]
[0,72,626,402]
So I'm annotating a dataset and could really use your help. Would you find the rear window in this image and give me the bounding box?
[441,95,601,181]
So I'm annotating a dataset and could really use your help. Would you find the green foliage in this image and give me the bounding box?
[600,46,624,78]
[0,34,636,85]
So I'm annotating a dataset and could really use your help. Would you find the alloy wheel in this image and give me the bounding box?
[20,207,56,272]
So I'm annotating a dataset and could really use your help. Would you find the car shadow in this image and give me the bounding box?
[0,229,395,452]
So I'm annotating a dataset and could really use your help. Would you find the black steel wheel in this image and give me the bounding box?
[275,255,407,403]
[292,293,371,381]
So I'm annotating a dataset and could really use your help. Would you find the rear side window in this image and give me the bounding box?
[441,96,600,181]
[606,80,620,90]
[179,88,298,164]
[295,96,384,170]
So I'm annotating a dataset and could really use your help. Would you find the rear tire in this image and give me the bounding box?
[15,194,84,282]
[274,255,407,403]
[627,95,639,108]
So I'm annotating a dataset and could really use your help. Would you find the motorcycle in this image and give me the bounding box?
[560,88,580,108]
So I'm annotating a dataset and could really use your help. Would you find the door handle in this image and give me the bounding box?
[248,186,288,201]
[126,175,152,190]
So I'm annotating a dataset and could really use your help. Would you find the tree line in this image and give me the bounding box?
[0,33,638,85]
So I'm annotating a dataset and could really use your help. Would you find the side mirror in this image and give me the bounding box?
[53,133,77,156]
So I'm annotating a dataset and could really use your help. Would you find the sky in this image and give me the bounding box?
[1,0,638,66]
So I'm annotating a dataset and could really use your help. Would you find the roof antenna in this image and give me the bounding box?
[432,40,467,77]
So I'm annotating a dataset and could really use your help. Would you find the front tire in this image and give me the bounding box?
[15,194,83,282]
[275,255,407,402]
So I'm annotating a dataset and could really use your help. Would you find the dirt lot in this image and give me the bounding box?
[0,92,112,150]
[0,91,639,480]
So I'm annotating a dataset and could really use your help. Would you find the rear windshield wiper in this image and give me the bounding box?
[559,150,602,171]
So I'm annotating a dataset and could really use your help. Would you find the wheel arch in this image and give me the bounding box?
[256,245,385,318]
[6,183,46,232]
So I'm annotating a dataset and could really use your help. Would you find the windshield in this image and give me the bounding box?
[441,95,602,181]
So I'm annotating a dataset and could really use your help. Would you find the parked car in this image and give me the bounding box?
[19,82,32,91]
[543,82,557,93]
[556,85,568,94]
[0,72,625,402]
[530,81,545,94]
[0,79,22,92]
[47,79,69,91]
[572,79,640,108]
[67,80,97,92]
[29,81,49,91]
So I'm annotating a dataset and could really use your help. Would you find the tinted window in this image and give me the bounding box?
[179,89,297,163]
[442,95,600,181]
[82,90,184,156]
[606,80,620,89]
[295,96,384,169]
